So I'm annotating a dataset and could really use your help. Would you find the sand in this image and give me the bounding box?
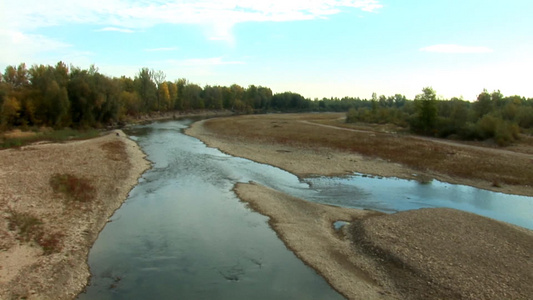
[0,131,150,299]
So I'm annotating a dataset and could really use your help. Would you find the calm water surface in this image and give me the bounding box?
[78,119,533,299]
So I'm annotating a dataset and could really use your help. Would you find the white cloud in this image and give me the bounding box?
[96,27,135,33]
[144,47,179,52]
[163,57,245,67]
[0,29,74,65]
[1,0,383,68]
[420,44,493,54]
[4,1,383,41]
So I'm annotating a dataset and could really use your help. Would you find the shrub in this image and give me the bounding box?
[36,232,64,255]
[477,114,498,139]
[495,121,520,146]
[7,211,63,254]
[50,173,96,202]
[346,108,358,123]
[7,211,42,242]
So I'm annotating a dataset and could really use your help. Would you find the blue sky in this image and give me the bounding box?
[1,0,532,100]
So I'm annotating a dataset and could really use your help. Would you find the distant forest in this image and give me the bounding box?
[1,62,532,145]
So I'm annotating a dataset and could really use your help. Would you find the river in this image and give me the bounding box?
[78,119,533,299]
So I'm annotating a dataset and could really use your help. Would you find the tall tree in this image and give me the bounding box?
[474,89,493,119]
[412,87,438,134]
[158,82,171,111]
[134,68,157,112]
[153,70,166,110]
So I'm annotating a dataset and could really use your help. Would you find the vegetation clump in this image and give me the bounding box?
[0,127,99,149]
[49,173,96,202]
[347,87,531,146]
[7,210,42,242]
[7,210,63,254]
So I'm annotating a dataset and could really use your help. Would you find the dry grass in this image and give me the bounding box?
[7,210,63,255]
[50,173,96,202]
[101,141,129,162]
[203,113,533,186]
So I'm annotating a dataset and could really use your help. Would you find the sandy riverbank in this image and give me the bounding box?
[235,183,533,299]
[0,131,150,299]
[187,119,533,299]
[186,116,533,197]
[185,119,417,180]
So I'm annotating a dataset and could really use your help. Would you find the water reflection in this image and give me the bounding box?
[303,175,533,230]
[79,119,344,300]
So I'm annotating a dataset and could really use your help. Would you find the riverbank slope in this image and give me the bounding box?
[0,131,150,299]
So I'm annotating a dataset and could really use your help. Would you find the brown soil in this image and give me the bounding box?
[0,131,150,300]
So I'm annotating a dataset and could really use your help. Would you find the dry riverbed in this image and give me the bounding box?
[187,116,533,299]
[0,131,149,299]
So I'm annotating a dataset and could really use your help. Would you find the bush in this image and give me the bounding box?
[50,173,96,202]
[495,121,520,146]
[7,211,42,242]
[477,114,498,139]
[346,108,358,123]
[36,232,64,255]
[7,210,63,254]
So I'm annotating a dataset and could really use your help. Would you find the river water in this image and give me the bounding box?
[78,119,533,299]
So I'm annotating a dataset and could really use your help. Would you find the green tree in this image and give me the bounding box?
[153,70,166,110]
[134,68,157,112]
[29,64,70,127]
[174,79,187,110]
[158,82,171,111]
[1,96,21,127]
[167,81,178,110]
[474,89,493,119]
[412,87,438,135]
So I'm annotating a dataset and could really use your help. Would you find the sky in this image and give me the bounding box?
[1,0,532,100]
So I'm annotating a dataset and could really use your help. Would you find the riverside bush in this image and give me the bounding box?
[50,173,96,202]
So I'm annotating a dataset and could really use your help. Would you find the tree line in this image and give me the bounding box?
[0,62,311,129]
[1,62,532,146]
[346,87,533,146]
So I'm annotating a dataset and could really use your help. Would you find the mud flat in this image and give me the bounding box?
[0,131,150,299]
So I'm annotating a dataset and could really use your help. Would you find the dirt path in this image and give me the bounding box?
[300,120,533,160]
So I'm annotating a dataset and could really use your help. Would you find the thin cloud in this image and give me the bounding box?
[96,27,135,33]
[165,57,245,67]
[4,1,383,42]
[420,44,493,54]
[0,29,72,65]
[144,47,179,52]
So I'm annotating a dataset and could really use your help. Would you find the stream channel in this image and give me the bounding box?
[78,119,533,299]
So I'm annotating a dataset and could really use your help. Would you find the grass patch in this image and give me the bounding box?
[7,211,63,254]
[7,211,43,242]
[36,232,64,255]
[0,128,100,149]
[50,173,96,202]
[101,141,128,162]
